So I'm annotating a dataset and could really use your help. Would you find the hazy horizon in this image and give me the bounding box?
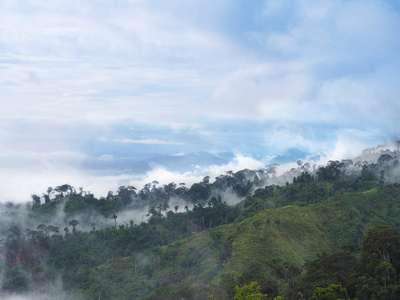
[1,0,400,203]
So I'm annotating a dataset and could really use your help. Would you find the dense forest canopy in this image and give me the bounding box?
[1,145,400,299]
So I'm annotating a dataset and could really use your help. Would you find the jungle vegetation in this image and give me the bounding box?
[2,148,400,299]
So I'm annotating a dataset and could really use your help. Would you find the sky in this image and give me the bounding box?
[1,0,400,202]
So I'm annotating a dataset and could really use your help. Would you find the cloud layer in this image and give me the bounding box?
[1,0,399,202]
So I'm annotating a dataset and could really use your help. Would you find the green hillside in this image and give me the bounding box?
[3,155,400,299]
[71,186,400,299]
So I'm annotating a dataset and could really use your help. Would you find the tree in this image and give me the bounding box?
[379,170,385,188]
[46,225,59,236]
[360,165,376,181]
[2,267,28,292]
[106,191,115,201]
[203,176,210,185]
[63,226,70,237]
[297,250,357,298]
[161,202,170,214]
[374,262,396,290]
[111,215,117,229]
[31,195,41,210]
[378,154,393,167]
[116,186,136,206]
[188,183,211,202]
[152,181,159,189]
[234,281,268,300]
[55,184,74,198]
[297,171,313,199]
[44,187,53,203]
[310,284,349,300]
[316,161,343,181]
[9,226,22,239]
[68,219,79,235]
[37,224,47,236]
[361,226,400,274]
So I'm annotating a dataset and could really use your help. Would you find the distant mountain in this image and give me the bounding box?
[84,151,235,174]
[271,148,310,165]
[141,151,234,172]
[86,148,321,175]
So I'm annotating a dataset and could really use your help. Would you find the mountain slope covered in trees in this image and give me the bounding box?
[2,145,400,299]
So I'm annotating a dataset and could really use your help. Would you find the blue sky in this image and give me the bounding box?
[1,0,400,202]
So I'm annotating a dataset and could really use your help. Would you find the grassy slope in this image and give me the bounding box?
[83,186,400,299]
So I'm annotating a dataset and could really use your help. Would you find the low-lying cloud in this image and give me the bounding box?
[0,140,378,204]
[0,152,266,203]
[0,0,398,204]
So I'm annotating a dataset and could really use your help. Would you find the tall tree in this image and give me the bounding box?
[234,281,268,300]
[31,195,41,210]
[68,219,79,235]
[361,226,400,274]
[111,215,118,229]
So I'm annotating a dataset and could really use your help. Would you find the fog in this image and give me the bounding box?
[0,152,265,204]
[1,143,400,298]
[1,280,83,300]
[0,141,366,205]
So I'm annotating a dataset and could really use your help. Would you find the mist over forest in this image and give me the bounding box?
[3,143,399,237]
[1,144,400,299]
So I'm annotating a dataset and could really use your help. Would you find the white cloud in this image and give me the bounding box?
[329,131,371,161]
[1,0,397,129]
[262,123,322,155]
[0,0,399,202]
[120,138,184,145]
[97,137,187,145]
[170,152,185,157]
[127,153,266,189]
[0,163,138,203]
[210,62,310,119]
[98,154,114,161]
[0,150,265,203]
[0,150,87,168]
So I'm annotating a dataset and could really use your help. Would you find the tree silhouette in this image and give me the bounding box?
[379,170,385,188]
[69,219,79,235]
[111,215,117,229]
[31,195,41,210]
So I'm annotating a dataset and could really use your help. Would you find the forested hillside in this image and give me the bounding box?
[2,147,400,299]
